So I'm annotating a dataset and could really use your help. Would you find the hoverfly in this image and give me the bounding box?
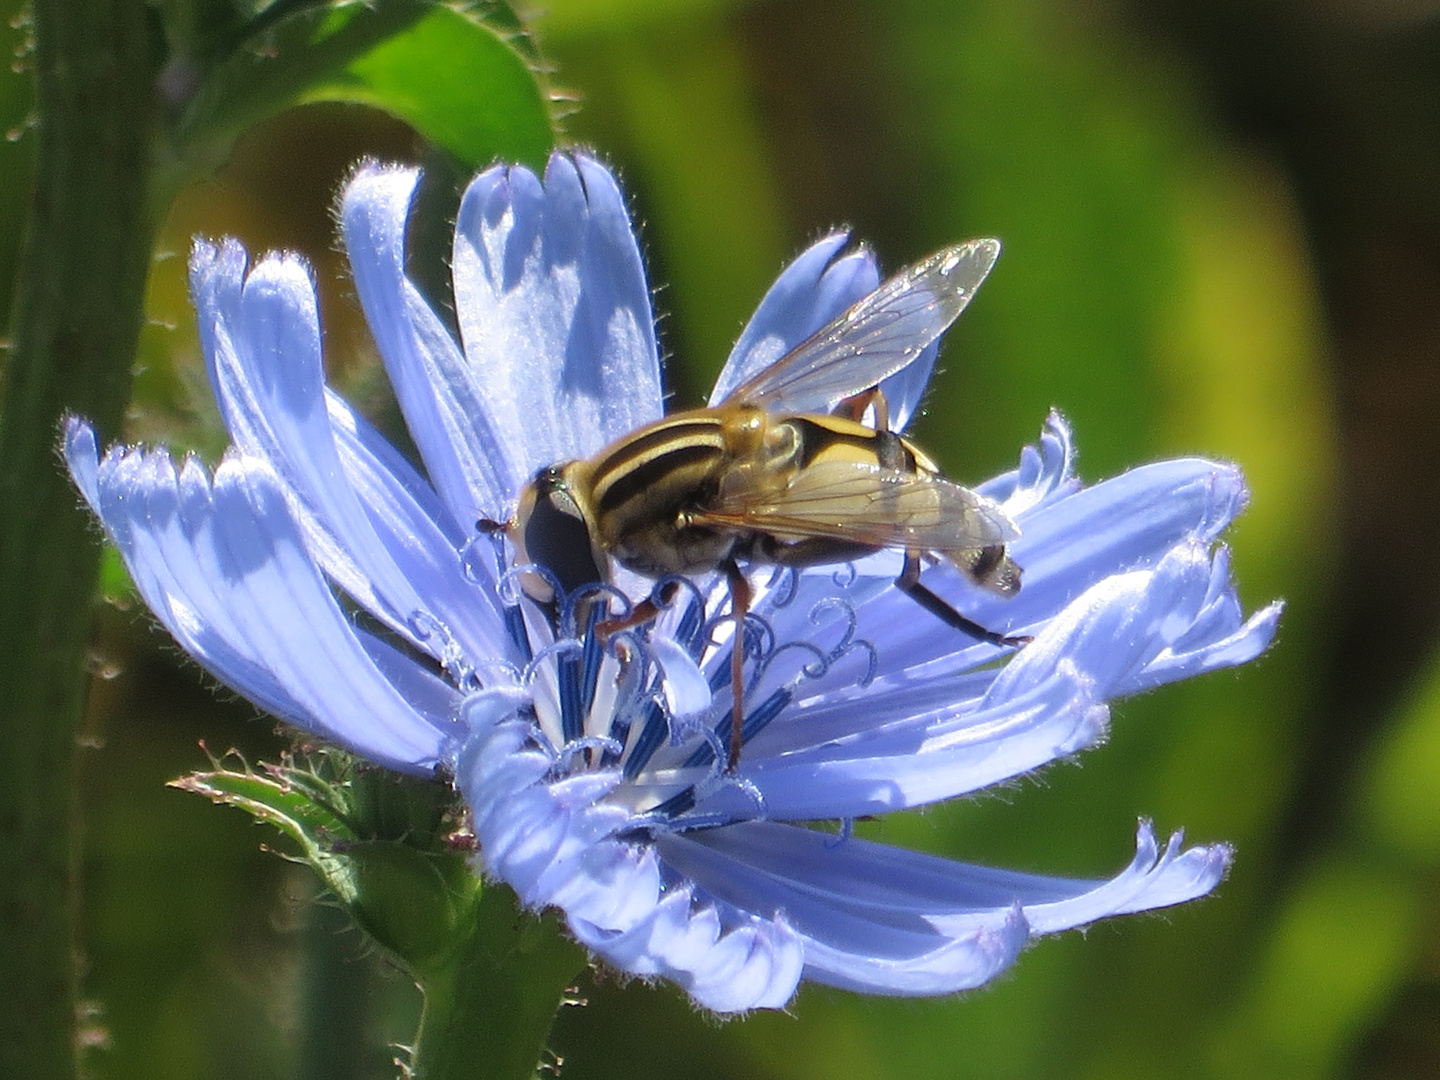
[501,238,1026,771]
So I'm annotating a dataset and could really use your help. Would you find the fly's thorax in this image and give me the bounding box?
[580,408,750,578]
[507,463,608,603]
[588,410,732,536]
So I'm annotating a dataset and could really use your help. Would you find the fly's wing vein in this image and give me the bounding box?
[723,239,1000,414]
[695,459,1017,553]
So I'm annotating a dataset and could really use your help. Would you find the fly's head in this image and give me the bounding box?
[506,463,609,606]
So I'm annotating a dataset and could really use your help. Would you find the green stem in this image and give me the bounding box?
[410,888,587,1080]
[0,0,159,1076]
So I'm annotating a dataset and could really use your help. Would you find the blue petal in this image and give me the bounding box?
[1020,822,1231,930]
[1124,544,1282,690]
[455,703,806,1013]
[68,422,302,722]
[65,421,460,772]
[341,163,519,520]
[713,233,873,402]
[450,152,663,478]
[322,390,510,657]
[705,545,1265,817]
[570,881,806,1013]
[660,819,1228,995]
[985,541,1234,702]
[851,454,1253,673]
[189,240,506,664]
[695,668,1108,820]
[977,409,1078,510]
[878,341,941,434]
[658,827,1032,996]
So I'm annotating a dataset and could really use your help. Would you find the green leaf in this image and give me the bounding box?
[313,4,553,168]
[167,0,553,197]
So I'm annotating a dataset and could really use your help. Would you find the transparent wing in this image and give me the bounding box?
[694,460,1018,555]
[722,239,1001,414]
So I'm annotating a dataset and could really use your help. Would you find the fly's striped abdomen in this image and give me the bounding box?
[788,414,921,473]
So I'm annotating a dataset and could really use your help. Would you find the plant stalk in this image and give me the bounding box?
[410,887,586,1080]
[0,0,158,1075]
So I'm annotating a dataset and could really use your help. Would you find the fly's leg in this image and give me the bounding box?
[724,558,751,773]
[835,386,891,432]
[592,564,750,771]
[836,386,911,472]
[897,551,1031,648]
[595,581,680,640]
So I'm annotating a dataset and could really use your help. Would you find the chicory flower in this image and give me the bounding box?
[66,151,1279,1013]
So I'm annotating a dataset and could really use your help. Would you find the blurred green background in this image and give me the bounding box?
[9,0,1440,1077]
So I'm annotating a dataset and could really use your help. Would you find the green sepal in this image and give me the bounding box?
[171,760,360,900]
[171,754,480,972]
[176,752,587,1078]
[344,838,481,971]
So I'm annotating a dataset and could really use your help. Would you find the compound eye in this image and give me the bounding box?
[523,484,605,598]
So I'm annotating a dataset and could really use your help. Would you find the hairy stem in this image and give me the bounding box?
[0,0,158,1075]
[410,887,586,1080]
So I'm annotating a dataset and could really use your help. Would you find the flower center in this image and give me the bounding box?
[471,559,880,829]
